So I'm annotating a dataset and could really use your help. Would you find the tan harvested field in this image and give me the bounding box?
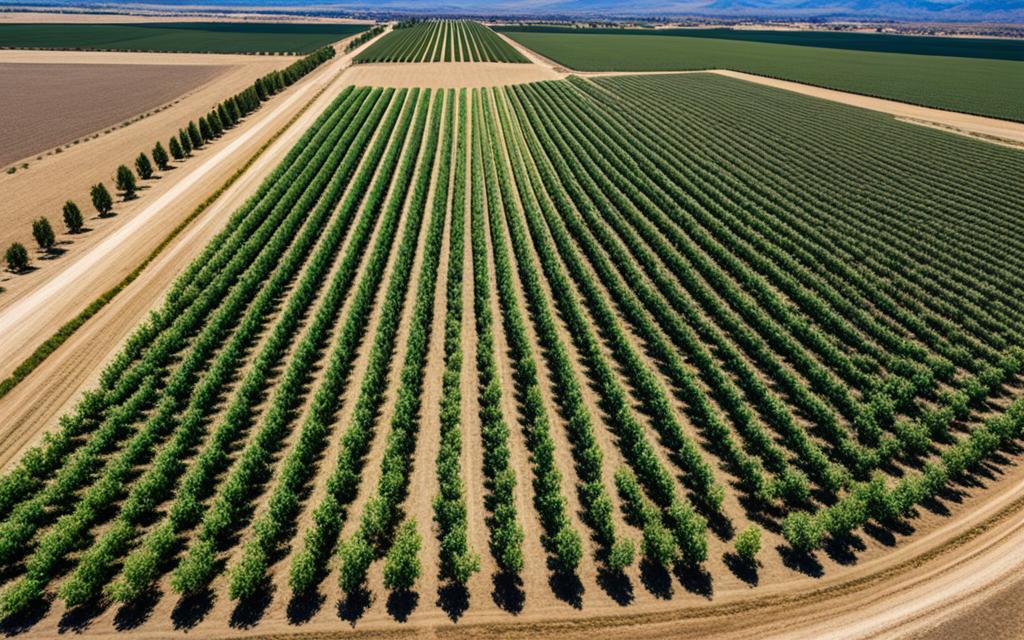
[340,61,562,88]
[0,62,228,166]
[1,22,1024,640]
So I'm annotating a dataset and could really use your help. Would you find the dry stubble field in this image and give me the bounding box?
[2,19,1024,640]
[0,62,228,167]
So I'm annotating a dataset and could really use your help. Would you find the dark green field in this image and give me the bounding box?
[0,22,368,54]
[503,31,1024,122]
[495,26,1024,62]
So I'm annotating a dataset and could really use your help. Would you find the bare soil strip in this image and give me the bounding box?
[340,61,561,89]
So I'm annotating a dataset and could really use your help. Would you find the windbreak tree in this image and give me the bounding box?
[168,137,184,161]
[116,164,137,200]
[62,200,84,233]
[32,217,55,252]
[198,116,213,143]
[91,183,113,216]
[152,141,170,170]
[187,121,203,149]
[5,243,29,273]
[179,129,192,157]
[135,153,153,180]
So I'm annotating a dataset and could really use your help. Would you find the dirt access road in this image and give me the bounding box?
[496,31,1024,148]
[0,30,388,466]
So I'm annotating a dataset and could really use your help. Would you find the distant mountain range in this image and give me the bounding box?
[5,0,1023,21]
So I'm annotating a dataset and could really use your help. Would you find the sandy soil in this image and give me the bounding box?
[340,61,562,89]
[0,34,382,467]
[0,62,228,166]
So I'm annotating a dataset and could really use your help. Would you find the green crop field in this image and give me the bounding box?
[496,25,1024,62]
[503,31,1024,121]
[2,73,1024,632]
[355,19,528,63]
[0,22,368,54]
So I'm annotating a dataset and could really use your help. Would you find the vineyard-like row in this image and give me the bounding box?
[355,20,528,64]
[2,73,1023,631]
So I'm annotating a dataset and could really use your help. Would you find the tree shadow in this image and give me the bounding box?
[386,589,418,623]
[549,570,584,609]
[777,545,824,578]
[638,558,673,599]
[113,588,160,631]
[286,589,325,625]
[336,587,372,626]
[437,582,469,622]
[703,508,735,542]
[674,563,713,599]
[492,571,524,614]
[58,599,109,633]
[230,582,274,629]
[0,596,50,636]
[822,533,866,566]
[38,247,67,261]
[4,265,38,276]
[170,588,214,631]
[723,553,759,587]
[596,568,634,606]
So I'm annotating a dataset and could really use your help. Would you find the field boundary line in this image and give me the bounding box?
[0,65,341,401]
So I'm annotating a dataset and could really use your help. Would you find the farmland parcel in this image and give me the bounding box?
[0,61,227,166]
[501,30,1024,121]
[0,22,368,54]
[0,70,1022,635]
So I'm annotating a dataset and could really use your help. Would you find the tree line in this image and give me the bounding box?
[5,45,336,276]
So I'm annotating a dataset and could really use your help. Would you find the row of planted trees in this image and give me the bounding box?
[0,88,366,617]
[4,46,336,276]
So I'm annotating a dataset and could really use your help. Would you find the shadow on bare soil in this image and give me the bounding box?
[171,588,214,631]
[0,596,49,636]
[231,583,274,629]
[723,552,760,587]
[287,589,325,625]
[58,599,109,634]
[386,589,418,622]
[437,582,469,621]
[639,558,673,600]
[597,568,634,606]
[113,588,160,631]
[337,587,371,626]
[492,571,525,614]
[549,570,584,609]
